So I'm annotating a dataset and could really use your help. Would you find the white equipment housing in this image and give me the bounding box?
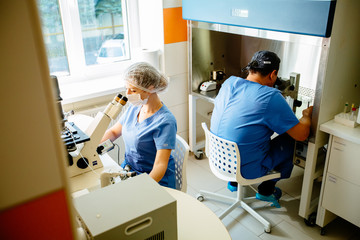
[74,174,178,240]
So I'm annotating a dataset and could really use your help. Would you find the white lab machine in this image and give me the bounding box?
[199,80,217,92]
[74,174,178,240]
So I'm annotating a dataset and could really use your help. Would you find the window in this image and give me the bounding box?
[37,0,69,73]
[37,0,131,82]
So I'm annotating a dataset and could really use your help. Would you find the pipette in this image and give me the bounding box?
[344,102,349,113]
[350,103,356,120]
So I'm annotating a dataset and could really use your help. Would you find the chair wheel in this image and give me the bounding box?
[196,194,204,202]
[264,228,271,233]
[194,150,204,159]
[304,212,317,227]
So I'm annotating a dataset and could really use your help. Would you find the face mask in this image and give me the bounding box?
[127,93,148,106]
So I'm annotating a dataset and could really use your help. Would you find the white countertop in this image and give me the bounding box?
[320,120,360,144]
[68,114,231,239]
[70,156,231,240]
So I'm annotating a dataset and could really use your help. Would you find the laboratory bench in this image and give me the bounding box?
[317,120,360,234]
[70,154,231,240]
[69,114,231,240]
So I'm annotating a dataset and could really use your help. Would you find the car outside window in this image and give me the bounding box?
[37,0,130,79]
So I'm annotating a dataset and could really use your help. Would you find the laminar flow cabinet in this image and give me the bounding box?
[183,0,360,227]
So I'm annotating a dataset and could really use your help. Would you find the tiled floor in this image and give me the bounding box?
[184,153,360,240]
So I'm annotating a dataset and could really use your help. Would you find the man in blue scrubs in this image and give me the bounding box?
[211,51,313,202]
[101,62,177,188]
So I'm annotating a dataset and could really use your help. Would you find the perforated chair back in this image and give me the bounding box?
[172,135,190,192]
[202,122,280,185]
[200,122,281,232]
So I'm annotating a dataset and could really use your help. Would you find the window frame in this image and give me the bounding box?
[52,0,140,85]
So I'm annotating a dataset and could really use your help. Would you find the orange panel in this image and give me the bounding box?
[0,189,73,240]
[163,7,188,44]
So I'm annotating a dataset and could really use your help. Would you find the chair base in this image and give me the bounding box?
[197,188,277,233]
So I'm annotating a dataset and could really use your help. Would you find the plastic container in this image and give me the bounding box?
[334,112,359,128]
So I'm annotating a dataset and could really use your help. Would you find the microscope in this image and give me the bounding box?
[274,73,321,169]
[274,72,302,112]
[52,76,129,177]
[68,93,128,177]
[53,75,91,156]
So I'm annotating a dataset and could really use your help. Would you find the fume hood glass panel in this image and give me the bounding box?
[191,27,323,118]
[78,0,130,66]
[37,0,69,75]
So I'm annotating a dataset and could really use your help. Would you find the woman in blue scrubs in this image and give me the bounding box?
[101,62,177,188]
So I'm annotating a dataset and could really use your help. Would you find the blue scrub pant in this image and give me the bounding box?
[268,132,295,179]
[258,133,295,195]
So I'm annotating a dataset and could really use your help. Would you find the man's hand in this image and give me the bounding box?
[302,106,313,118]
[287,106,313,141]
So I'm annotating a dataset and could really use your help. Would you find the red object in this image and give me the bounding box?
[0,189,74,240]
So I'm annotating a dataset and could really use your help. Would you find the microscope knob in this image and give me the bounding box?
[77,157,89,169]
[67,153,73,166]
[294,100,302,107]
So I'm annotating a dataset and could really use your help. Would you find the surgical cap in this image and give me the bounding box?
[123,62,169,93]
[242,50,280,72]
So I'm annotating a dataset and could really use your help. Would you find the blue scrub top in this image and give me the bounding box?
[211,76,299,179]
[119,103,177,188]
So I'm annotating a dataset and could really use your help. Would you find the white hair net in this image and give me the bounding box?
[123,62,169,93]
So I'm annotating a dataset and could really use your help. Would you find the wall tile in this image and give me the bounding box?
[168,103,189,134]
[177,130,189,143]
[163,7,187,44]
[160,73,188,108]
[164,41,188,77]
[163,0,182,9]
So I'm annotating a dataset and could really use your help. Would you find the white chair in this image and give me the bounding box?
[172,134,190,192]
[198,122,281,233]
